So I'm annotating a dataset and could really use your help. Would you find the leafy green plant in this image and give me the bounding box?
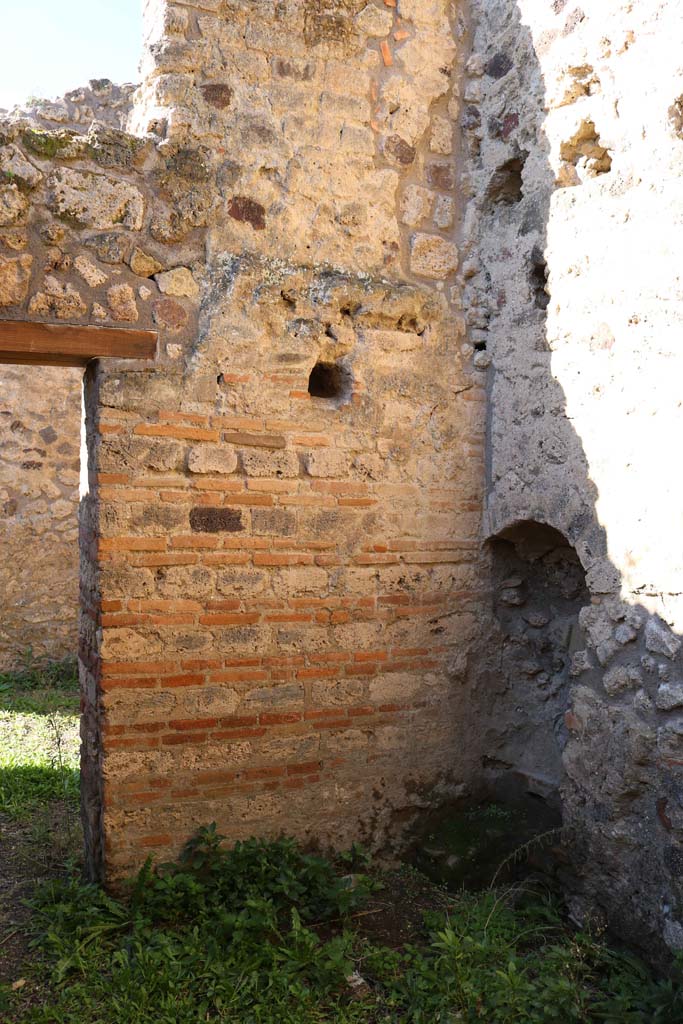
[129,825,375,931]
[5,831,679,1024]
[360,889,683,1024]
[338,841,372,872]
[15,834,377,1024]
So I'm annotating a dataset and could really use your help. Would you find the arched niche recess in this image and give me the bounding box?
[485,519,590,807]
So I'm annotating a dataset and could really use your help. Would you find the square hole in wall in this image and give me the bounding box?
[307,361,353,403]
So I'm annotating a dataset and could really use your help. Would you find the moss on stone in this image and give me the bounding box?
[21,129,84,160]
[85,127,147,171]
[163,147,211,183]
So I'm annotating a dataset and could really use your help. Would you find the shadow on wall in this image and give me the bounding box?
[461,0,683,959]
[486,521,589,805]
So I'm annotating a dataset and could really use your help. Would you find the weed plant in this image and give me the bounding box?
[4,826,681,1024]
[1,659,680,1021]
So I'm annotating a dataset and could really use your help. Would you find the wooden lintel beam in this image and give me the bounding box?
[0,320,158,367]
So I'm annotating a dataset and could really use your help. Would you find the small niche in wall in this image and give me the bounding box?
[307,361,353,403]
[487,153,527,206]
[529,247,550,310]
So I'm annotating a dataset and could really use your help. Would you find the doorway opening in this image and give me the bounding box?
[0,319,156,907]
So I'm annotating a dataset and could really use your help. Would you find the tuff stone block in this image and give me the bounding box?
[0,253,32,306]
[189,507,244,533]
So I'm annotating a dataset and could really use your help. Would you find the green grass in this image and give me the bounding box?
[0,651,79,695]
[1,657,681,1023]
[3,827,681,1024]
[0,656,80,818]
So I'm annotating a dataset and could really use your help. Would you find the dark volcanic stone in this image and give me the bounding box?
[384,135,416,166]
[227,196,266,231]
[486,53,513,79]
[190,507,244,533]
[201,84,234,109]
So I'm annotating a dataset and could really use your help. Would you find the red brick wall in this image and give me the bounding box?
[93,267,488,876]
[2,0,490,880]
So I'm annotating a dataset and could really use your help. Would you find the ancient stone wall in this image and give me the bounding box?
[461,0,683,956]
[0,79,138,670]
[90,0,488,881]
[0,110,205,866]
[0,365,81,667]
[2,0,488,882]
[3,0,683,960]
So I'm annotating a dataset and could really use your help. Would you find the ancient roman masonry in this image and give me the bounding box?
[1,0,683,958]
